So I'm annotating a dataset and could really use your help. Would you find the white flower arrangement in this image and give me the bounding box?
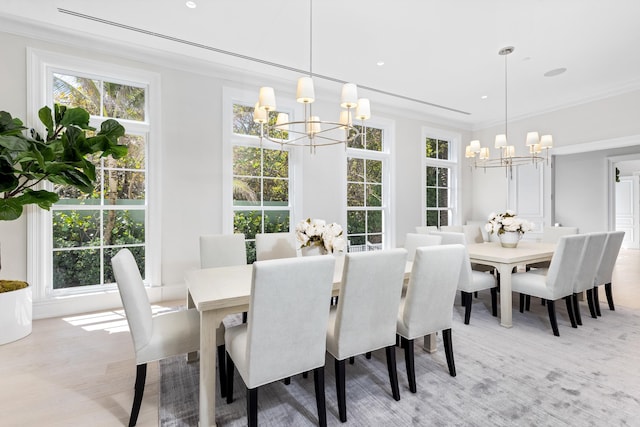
[485,210,533,235]
[295,218,346,254]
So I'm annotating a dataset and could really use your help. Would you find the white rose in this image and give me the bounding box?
[332,236,346,253]
[485,222,494,233]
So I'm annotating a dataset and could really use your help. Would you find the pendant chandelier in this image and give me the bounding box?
[465,46,552,177]
[252,0,370,152]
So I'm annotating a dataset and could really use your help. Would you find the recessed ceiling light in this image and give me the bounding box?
[481,95,488,100]
[544,67,567,77]
[185,1,197,8]
[376,61,385,66]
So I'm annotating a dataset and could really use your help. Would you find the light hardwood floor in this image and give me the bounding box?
[1,249,638,426]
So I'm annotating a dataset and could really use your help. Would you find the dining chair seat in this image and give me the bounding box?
[511,234,587,336]
[396,244,465,393]
[593,231,625,315]
[225,255,335,427]
[326,248,408,423]
[112,249,200,427]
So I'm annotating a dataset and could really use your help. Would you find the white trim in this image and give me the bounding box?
[222,86,302,234]
[551,134,640,156]
[27,48,161,315]
[344,117,395,249]
[421,127,462,226]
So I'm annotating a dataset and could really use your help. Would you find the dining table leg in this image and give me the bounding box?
[187,291,199,363]
[423,333,437,353]
[199,309,224,427]
[497,263,514,328]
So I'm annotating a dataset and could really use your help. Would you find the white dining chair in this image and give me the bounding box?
[511,234,587,336]
[415,225,438,234]
[255,232,298,261]
[593,231,625,315]
[225,255,335,427]
[199,233,247,396]
[111,249,200,427]
[200,233,247,268]
[428,231,497,323]
[396,244,465,392]
[440,225,464,233]
[527,226,578,269]
[571,232,607,324]
[404,233,442,262]
[326,248,408,422]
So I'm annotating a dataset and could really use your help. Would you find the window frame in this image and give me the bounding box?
[222,87,303,256]
[421,127,461,228]
[344,117,395,251]
[27,48,161,300]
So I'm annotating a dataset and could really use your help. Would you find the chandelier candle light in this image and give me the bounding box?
[252,0,370,153]
[465,46,553,178]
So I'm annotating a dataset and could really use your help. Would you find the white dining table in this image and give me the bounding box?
[466,241,556,328]
[185,256,412,427]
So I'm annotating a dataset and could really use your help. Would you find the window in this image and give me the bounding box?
[29,49,158,298]
[229,103,294,263]
[346,124,389,251]
[423,130,459,227]
[51,73,147,290]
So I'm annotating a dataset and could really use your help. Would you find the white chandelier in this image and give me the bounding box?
[465,46,553,177]
[252,0,370,152]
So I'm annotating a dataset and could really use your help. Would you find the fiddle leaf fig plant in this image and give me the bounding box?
[0,104,127,221]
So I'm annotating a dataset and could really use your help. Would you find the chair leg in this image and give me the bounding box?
[129,363,147,427]
[247,387,258,427]
[242,311,248,323]
[385,345,401,401]
[594,286,602,316]
[348,356,355,365]
[547,300,560,336]
[572,294,583,326]
[442,328,456,377]
[313,367,327,427]
[365,352,372,359]
[303,371,309,379]
[402,337,416,393]
[284,377,291,385]
[525,295,531,311]
[334,358,347,423]
[226,353,235,404]
[565,295,577,328]
[217,345,227,398]
[462,291,472,325]
[605,283,615,311]
[586,289,598,319]
[490,287,497,317]
[519,293,525,313]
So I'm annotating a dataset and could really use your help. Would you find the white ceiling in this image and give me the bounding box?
[2,0,640,129]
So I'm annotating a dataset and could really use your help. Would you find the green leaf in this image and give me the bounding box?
[38,106,54,138]
[0,198,24,221]
[60,107,94,131]
[0,134,31,152]
[18,189,60,210]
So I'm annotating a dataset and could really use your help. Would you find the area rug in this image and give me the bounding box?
[160,296,640,426]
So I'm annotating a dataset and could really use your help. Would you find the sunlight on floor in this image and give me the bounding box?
[62,305,175,333]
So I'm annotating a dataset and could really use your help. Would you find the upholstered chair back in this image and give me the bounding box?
[594,231,625,286]
[545,234,587,299]
[573,232,607,293]
[404,233,442,262]
[199,233,246,268]
[255,232,298,261]
[399,244,465,338]
[112,249,153,357]
[542,226,578,243]
[242,255,335,388]
[328,248,408,360]
[415,226,438,234]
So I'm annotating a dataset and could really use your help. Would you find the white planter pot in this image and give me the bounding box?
[0,286,32,345]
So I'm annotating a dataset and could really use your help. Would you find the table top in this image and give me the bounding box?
[186,256,413,312]
[467,241,556,264]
